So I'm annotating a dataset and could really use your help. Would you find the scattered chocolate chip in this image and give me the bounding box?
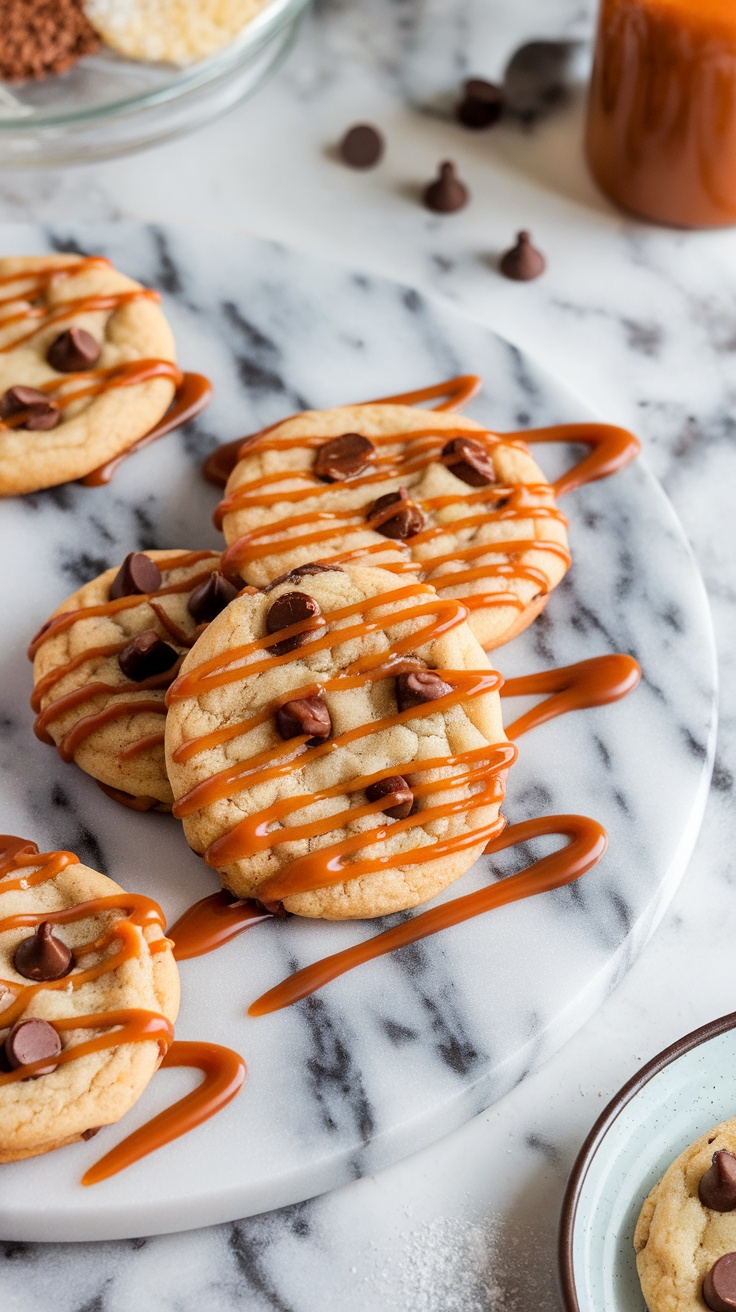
[423,161,469,214]
[275,696,332,744]
[339,123,384,169]
[0,385,60,431]
[499,230,546,281]
[367,487,425,539]
[47,327,100,373]
[5,1018,61,1073]
[366,775,414,820]
[118,630,178,682]
[457,78,504,129]
[13,922,74,982]
[263,563,344,592]
[441,436,497,487]
[82,1127,100,1141]
[314,433,375,482]
[187,571,239,625]
[700,1152,736,1212]
[265,592,326,656]
[109,552,162,601]
[396,669,453,711]
[704,1253,736,1311]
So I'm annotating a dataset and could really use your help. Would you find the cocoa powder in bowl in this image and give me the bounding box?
[0,0,100,81]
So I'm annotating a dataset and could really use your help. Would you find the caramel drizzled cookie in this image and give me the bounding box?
[635,1118,736,1311]
[0,254,178,496]
[0,835,179,1164]
[30,549,239,810]
[217,402,571,651]
[165,563,514,920]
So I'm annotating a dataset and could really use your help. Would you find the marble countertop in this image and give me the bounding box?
[2,0,736,1307]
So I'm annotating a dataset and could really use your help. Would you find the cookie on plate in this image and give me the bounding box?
[0,834,179,1164]
[0,253,178,496]
[165,563,514,920]
[216,402,571,651]
[30,549,240,811]
[635,1118,736,1311]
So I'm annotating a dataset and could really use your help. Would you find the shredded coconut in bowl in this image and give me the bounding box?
[83,0,274,66]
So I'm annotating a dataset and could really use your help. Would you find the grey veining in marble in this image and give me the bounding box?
[0,0,734,1306]
[0,220,714,1242]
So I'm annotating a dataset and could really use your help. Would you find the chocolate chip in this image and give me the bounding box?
[118,630,179,681]
[5,1018,61,1073]
[423,161,469,214]
[441,436,497,487]
[0,385,60,431]
[365,775,414,820]
[499,230,546,281]
[265,592,326,655]
[82,1127,100,1140]
[367,487,425,539]
[109,553,162,601]
[187,571,239,624]
[13,922,74,982]
[700,1152,736,1212]
[313,433,375,482]
[704,1253,736,1311]
[339,123,384,169]
[275,696,332,744]
[457,78,504,129]
[47,327,100,373]
[263,563,344,592]
[396,669,453,711]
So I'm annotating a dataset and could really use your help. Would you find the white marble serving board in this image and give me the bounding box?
[0,223,716,1241]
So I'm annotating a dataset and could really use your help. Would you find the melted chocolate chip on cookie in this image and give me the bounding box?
[396,668,453,711]
[109,552,162,600]
[700,1151,736,1212]
[314,433,375,482]
[367,487,425,539]
[265,592,327,655]
[365,775,414,819]
[263,563,344,592]
[5,1018,61,1074]
[187,571,239,624]
[13,922,74,982]
[118,630,178,681]
[0,386,60,431]
[275,696,332,744]
[47,327,100,373]
[441,437,497,487]
[704,1253,736,1311]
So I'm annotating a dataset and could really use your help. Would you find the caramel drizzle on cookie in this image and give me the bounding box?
[214,425,570,618]
[166,583,517,900]
[0,258,213,483]
[0,836,245,1183]
[28,551,220,771]
[211,375,639,618]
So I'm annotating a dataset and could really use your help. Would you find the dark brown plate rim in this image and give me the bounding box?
[558,1008,736,1311]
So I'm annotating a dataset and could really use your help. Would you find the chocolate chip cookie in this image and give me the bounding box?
[164,563,514,919]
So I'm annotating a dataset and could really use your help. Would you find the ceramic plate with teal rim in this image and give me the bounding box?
[559,1012,736,1311]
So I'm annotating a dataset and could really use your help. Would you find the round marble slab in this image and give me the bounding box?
[0,223,716,1241]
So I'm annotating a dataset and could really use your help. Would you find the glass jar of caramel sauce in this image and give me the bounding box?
[586,0,736,227]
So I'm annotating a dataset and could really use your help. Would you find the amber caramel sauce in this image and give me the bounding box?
[168,891,273,961]
[0,837,246,1184]
[249,815,607,1014]
[501,654,642,738]
[586,0,736,227]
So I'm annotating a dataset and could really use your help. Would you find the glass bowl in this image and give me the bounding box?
[0,0,310,167]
